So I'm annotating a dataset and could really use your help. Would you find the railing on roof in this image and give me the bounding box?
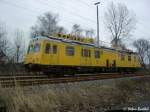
[51,33,95,44]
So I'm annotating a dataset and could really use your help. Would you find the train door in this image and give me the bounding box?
[80,48,92,66]
[50,44,59,65]
[86,49,92,65]
[80,48,87,66]
[44,43,51,65]
[113,60,116,68]
[94,50,101,66]
[106,59,109,68]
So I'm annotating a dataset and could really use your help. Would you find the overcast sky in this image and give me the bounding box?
[0,0,150,47]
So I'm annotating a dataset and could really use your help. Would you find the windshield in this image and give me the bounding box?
[27,43,40,54]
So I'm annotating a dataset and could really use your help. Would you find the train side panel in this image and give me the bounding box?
[24,38,141,72]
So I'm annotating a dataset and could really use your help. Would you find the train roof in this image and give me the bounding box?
[32,35,138,55]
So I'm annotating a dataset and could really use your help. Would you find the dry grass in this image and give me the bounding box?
[0,77,150,112]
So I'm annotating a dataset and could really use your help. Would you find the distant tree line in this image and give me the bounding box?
[30,12,95,39]
[0,23,25,64]
[0,22,26,74]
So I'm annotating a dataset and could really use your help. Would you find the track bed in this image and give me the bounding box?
[0,73,145,88]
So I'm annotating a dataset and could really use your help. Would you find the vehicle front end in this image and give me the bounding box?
[24,39,43,71]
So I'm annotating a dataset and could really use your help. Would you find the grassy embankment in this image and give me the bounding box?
[0,76,150,112]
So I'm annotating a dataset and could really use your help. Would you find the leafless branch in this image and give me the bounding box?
[104,2,136,47]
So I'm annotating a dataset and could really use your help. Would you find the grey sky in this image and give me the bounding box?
[0,0,150,47]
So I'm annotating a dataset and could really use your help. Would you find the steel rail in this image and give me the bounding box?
[0,73,146,88]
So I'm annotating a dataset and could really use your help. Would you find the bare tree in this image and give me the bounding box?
[147,47,150,68]
[31,12,66,38]
[57,26,67,34]
[0,22,8,63]
[105,2,136,47]
[14,29,25,63]
[71,24,83,37]
[133,39,150,67]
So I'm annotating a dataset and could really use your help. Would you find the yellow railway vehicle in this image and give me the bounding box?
[24,35,141,74]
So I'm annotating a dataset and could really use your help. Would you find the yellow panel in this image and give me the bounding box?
[24,38,141,68]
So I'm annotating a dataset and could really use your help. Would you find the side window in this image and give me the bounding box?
[53,45,57,54]
[45,43,51,54]
[95,50,100,58]
[81,48,91,57]
[128,55,131,61]
[121,53,125,61]
[66,46,74,56]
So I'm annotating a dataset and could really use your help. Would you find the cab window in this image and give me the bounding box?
[34,43,40,52]
[45,43,51,54]
[66,46,74,56]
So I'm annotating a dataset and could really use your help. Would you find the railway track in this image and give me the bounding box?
[0,73,146,88]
